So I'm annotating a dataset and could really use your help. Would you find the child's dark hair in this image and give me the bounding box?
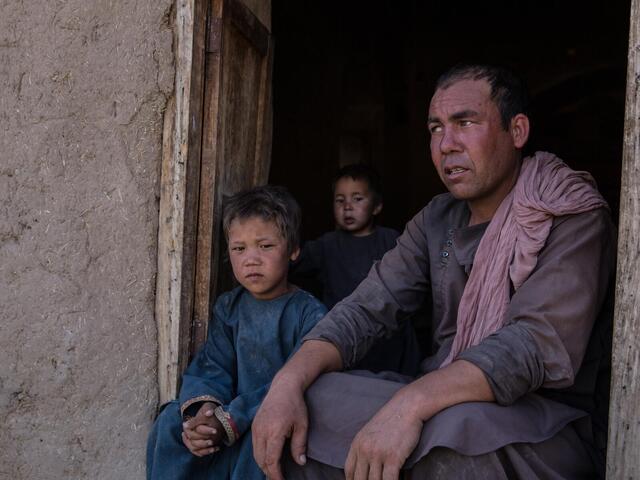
[333,164,383,206]
[222,185,301,254]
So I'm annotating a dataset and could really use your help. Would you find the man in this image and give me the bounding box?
[252,65,615,479]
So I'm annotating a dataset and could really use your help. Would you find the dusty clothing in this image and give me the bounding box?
[291,226,400,309]
[285,423,594,479]
[147,287,326,480]
[303,192,615,476]
[444,152,608,365]
[301,372,587,473]
[291,226,421,375]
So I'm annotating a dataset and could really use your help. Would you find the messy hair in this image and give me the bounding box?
[222,185,301,254]
[435,64,529,130]
[333,164,383,206]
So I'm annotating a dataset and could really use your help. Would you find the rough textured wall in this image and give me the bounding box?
[0,1,173,478]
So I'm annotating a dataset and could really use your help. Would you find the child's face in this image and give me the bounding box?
[333,177,382,236]
[228,216,299,301]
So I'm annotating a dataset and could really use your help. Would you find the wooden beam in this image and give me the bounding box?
[253,37,273,185]
[607,0,640,476]
[227,0,270,56]
[192,0,225,355]
[155,0,208,405]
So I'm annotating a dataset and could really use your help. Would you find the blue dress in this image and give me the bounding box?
[147,287,327,480]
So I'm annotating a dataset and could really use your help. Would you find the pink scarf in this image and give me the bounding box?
[441,152,608,367]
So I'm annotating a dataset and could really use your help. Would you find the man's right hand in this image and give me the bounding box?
[253,340,344,479]
[252,374,310,480]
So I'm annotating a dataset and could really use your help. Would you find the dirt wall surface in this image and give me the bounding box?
[0,1,173,478]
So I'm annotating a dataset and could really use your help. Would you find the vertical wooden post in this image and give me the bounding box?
[607,0,640,477]
[253,38,274,186]
[192,0,225,356]
[155,0,208,405]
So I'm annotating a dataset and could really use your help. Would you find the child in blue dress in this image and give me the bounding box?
[147,185,327,480]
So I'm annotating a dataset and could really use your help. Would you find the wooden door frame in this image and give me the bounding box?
[192,0,273,360]
[155,0,208,405]
[155,0,271,405]
[156,0,640,472]
[607,0,640,476]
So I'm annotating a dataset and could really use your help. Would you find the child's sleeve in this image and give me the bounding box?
[215,384,270,445]
[213,298,328,445]
[178,301,237,419]
[298,297,328,340]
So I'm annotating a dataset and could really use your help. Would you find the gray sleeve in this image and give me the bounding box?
[303,208,432,368]
[459,208,616,405]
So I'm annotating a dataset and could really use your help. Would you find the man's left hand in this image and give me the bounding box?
[344,391,423,480]
[344,360,495,479]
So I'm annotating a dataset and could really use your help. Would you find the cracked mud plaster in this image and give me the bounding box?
[0,1,174,478]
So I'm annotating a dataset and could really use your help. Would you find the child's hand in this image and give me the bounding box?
[181,402,225,457]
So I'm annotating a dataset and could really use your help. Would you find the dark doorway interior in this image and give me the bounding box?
[269,0,629,240]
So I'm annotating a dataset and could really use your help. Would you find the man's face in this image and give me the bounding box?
[428,79,524,220]
[228,216,299,301]
[333,177,382,236]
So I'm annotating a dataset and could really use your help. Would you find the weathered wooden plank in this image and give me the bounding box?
[155,95,177,407]
[220,22,263,192]
[179,0,209,387]
[155,0,208,405]
[207,16,222,54]
[236,0,271,30]
[607,0,640,477]
[227,0,270,55]
[191,0,272,354]
[192,0,225,355]
[253,38,273,185]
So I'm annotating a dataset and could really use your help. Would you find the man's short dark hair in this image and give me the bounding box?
[435,64,529,130]
[333,164,383,206]
[222,185,301,254]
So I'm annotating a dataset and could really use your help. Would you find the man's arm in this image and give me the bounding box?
[344,359,493,480]
[252,340,342,480]
[398,359,495,420]
[458,208,616,404]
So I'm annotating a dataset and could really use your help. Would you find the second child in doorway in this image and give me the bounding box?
[290,164,421,375]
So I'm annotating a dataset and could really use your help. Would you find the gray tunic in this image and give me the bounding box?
[291,226,400,309]
[302,193,615,474]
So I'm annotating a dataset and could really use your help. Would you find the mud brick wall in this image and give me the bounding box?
[0,1,173,477]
